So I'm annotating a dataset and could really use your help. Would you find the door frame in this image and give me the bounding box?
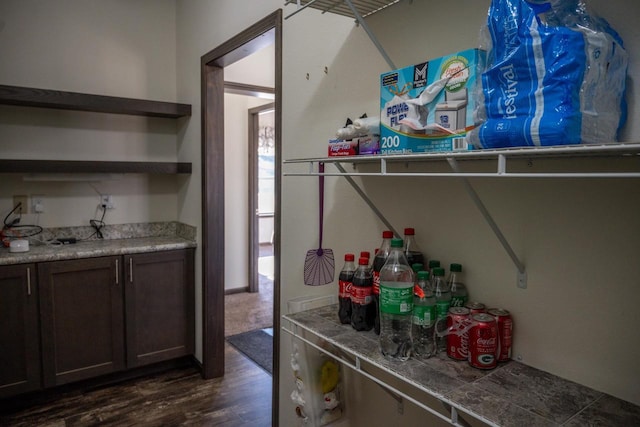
[200,8,282,423]
[249,102,275,293]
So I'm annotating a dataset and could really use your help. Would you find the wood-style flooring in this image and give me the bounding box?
[1,249,275,427]
[0,344,272,426]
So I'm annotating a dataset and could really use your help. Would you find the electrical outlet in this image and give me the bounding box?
[32,195,45,213]
[100,194,115,209]
[13,195,29,214]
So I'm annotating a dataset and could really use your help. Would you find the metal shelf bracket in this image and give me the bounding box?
[447,157,527,289]
[333,163,400,237]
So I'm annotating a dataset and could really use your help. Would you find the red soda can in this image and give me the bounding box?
[468,313,497,370]
[488,308,513,362]
[465,301,486,315]
[446,307,470,360]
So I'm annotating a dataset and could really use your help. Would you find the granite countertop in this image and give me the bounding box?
[0,222,197,266]
[283,304,640,427]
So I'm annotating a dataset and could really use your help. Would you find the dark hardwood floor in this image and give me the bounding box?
[0,249,275,426]
[0,344,271,427]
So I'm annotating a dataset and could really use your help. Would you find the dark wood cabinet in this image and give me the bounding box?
[1,248,195,397]
[38,256,125,387]
[0,264,40,398]
[124,249,195,368]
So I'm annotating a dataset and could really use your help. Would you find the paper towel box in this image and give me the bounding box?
[380,48,485,154]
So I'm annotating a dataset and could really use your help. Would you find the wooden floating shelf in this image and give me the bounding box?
[0,84,191,118]
[0,159,192,175]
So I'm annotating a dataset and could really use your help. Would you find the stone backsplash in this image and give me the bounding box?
[36,221,196,243]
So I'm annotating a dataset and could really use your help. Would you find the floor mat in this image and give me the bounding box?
[226,328,273,375]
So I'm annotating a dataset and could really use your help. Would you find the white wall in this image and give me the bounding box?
[225,43,276,88]
[0,0,181,227]
[224,93,272,291]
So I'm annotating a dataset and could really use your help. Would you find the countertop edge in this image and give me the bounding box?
[0,237,197,265]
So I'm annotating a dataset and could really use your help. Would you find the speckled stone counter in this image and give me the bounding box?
[283,304,640,427]
[0,222,196,265]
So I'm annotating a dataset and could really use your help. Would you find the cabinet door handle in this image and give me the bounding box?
[129,258,133,283]
[115,259,119,285]
[26,267,31,296]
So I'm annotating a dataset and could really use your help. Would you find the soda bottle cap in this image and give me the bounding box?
[450,263,462,272]
[360,251,371,259]
[428,260,441,268]
[390,238,403,248]
[345,253,355,261]
[417,270,430,280]
[433,267,445,276]
[411,263,424,272]
[358,257,369,265]
[382,230,393,238]
[404,227,415,235]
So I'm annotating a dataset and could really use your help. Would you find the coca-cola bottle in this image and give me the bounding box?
[373,231,393,335]
[448,263,468,307]
[351,257,375,331]
[403,227,425,266]
[338,253,355,324]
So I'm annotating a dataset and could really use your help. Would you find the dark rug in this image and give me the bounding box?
[226,328,273,375]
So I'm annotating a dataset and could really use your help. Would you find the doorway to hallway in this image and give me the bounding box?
[200,10,282,425]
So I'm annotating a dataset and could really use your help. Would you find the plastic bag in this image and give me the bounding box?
[468,0,628,149]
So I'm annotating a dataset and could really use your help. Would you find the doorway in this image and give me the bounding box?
[200,9,282,425]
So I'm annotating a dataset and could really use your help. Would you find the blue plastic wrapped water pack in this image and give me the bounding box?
[468,0,628,149]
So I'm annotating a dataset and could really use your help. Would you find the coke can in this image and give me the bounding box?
[465,301,486,315]
[488,308,513,362]
[446,307,470,361]
[468,313,497,370]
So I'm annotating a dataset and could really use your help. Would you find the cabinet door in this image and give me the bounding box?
[38,256,125,387]
[124,249,195,368]
[0,264,41,398]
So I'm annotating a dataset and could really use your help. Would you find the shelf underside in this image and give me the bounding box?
[0,160,192,175]
[284,0,401,19]
[0,85,191,118]
[286,143,640,164]
[284,143,640,178]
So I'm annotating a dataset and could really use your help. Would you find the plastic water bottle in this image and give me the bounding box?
[379,238,414,361]
[403,227,425,266]
[412,270,436,360]
[351,257,375,331]
[433,267,451,353]
[427,259,441,291]
[373,231,393,335]
[448,263,468,307]
[338,254,356,324]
